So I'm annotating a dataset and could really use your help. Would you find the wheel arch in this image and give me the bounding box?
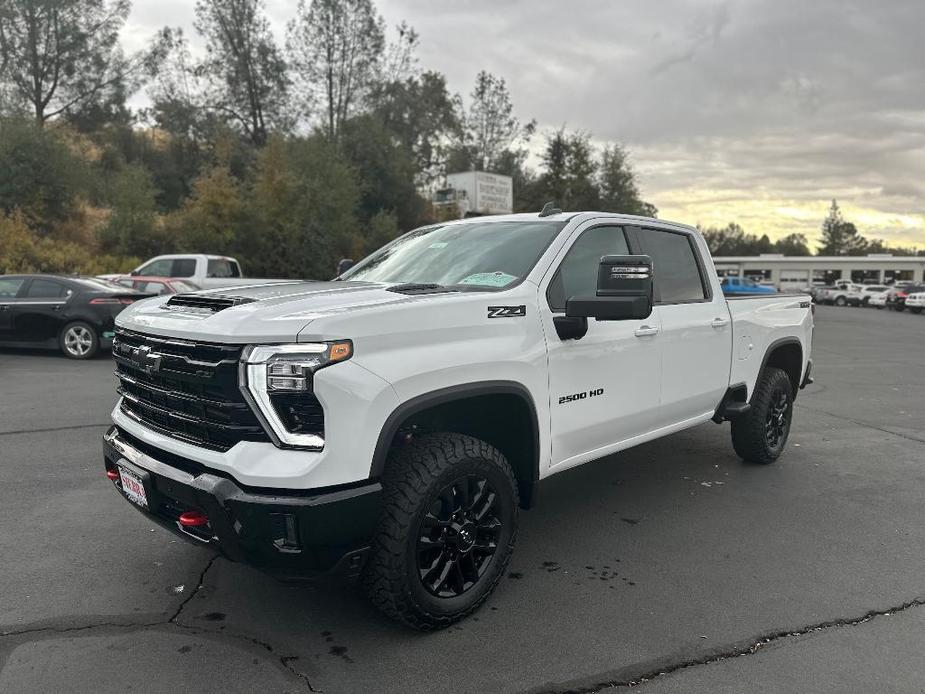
[759,338,803,398]
[370,381,541,509]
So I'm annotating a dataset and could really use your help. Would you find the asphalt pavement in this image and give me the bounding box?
[1,305,924,693]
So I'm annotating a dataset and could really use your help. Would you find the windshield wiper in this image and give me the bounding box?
[386,283,458,295]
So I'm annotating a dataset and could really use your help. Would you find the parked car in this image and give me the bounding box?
[905,290,925,314]
[720,276,777,294]
[0,275,152,359]
[101,254,284,290]
[886,284,925,312]
[868,289,891,309]
[103,211,813,629]
[110,276,201,295]
[820,283,863,306]
[857,285,889,306]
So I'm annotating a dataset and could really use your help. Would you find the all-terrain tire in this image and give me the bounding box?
[362,433,518,630]
[731,367,794,464]
[911,307,922,315]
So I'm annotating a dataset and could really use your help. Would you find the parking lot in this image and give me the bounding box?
[1,304,924,693]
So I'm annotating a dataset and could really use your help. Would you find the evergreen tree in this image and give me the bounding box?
[817,199,868,255]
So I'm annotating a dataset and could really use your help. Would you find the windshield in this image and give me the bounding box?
[341,220,566,289]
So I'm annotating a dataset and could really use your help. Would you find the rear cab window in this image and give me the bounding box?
[207,258,240,278]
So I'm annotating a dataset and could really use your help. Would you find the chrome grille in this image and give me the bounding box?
[113,328,270,451]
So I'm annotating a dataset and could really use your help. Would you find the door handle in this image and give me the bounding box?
[634,325,659,337]
[710,317,730,328]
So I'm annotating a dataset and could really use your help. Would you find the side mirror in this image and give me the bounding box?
[337,258,355,276]
[130,270,140,276]
[565,255,653,322]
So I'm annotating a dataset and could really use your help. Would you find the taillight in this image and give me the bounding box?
[120,298,134,305]
[897,292,908,298]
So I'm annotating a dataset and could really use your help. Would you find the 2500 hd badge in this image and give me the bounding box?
[558,387,605,404]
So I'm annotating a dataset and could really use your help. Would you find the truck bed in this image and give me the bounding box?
[726,293,814,398]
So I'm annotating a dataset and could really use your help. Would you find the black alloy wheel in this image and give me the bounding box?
[417,474,502,598]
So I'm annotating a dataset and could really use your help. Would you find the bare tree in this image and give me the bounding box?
[194,0,290,146]
[460,71,535,171]
[287,0,385,140]
[0,0,132,125]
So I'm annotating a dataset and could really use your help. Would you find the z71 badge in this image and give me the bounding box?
[487,305,526,318]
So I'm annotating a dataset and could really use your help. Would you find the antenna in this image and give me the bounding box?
[539,201,562,217]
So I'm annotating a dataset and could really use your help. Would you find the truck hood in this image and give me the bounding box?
[116,280,476,343]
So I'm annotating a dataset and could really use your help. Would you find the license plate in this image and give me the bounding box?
[118,466,148,509]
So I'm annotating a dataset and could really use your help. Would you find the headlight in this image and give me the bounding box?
[241,341,352,449]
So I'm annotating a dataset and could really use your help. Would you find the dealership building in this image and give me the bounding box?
[712,254,925,290]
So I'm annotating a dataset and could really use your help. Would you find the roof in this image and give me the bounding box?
[110,275,185,282]
[447,211,694,232]
[715,256,925,264]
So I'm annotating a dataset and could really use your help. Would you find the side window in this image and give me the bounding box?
[0,278,25,299]
[546,225,630,311]
[24,279,68,299]
[171,259,197,278]
[206,258,237,278]
[137,259,172,276]
[642,229,708,303]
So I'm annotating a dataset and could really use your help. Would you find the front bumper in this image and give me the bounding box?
[102,427,381,578]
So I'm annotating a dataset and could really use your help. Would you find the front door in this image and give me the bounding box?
[542,222,663,471]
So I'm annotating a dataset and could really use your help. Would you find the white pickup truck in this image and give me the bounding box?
[102,212,814,629]
[119,254,285,290]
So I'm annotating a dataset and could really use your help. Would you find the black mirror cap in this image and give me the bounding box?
[566,295,653,321]
[337,258,355,275]
[597,255,653,297]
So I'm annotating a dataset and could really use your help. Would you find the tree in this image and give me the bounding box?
[774,233,811,256]
[0,118,84,229]
[371,70,460,187]
[0,0,133,125]
[96,163,162,257]
[195,0,290,146]
[598,144,657,217]
[287,0,385,140]
[817,199,867,256]
[451,71,535,172]
[529,129,599,211]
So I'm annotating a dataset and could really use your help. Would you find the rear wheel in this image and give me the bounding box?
[731,367,794,464]
[911,307,922,314]
[363,433,518,630]
[59,321,99,359]
[834,296,847,307]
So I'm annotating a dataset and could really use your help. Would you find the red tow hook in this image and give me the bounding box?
[106,470,119,481]
[178,511,209,528]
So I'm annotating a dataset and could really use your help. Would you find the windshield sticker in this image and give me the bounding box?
[459,271,518,287]
[428,242,449,249]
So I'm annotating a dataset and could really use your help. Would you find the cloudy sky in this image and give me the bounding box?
[123,0,925,248]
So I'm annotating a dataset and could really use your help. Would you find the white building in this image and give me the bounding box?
[712,254,925,290]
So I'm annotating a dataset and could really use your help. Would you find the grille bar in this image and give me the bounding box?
[114,328,271,451]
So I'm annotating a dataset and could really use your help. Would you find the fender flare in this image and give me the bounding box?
[369,380,541,490]
[757,337,804,398]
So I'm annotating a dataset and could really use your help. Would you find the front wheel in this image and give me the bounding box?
[731,367,794,464]
[911,307,922,314]
[363,433,518,630]
[59,321,99,359]
[834,296,847,307]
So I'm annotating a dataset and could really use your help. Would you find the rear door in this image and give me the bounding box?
[636,226,732,424]
[542,221,663,469]
[11,278,72,343]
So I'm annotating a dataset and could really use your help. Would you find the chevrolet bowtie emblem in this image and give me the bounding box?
[130,345,162,374]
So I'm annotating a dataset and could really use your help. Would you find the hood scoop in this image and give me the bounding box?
[386,283,458,295]
[163,293,256,313]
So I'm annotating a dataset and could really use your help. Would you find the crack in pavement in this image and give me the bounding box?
[0,422,111,437]
[795,403,925,446]
[0,553,319,692]
[531,596,925,693]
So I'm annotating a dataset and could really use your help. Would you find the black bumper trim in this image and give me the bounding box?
[103,427,381,577]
